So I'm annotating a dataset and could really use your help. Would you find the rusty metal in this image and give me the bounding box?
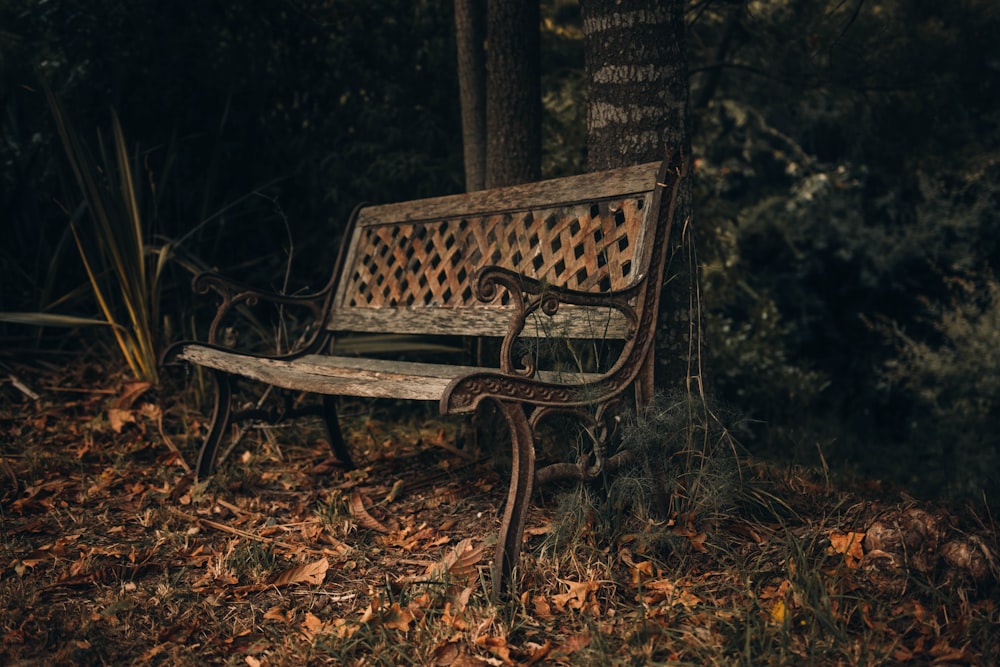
[162,163,685,593]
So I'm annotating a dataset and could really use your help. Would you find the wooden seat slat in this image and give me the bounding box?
[175,347,599,402]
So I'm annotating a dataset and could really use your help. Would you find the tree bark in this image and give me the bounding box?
[581,0,688,169]
[485,0,541,188]
[580,0,698,393]
[454,0,487,192]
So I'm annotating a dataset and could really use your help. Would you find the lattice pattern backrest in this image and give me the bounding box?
[328,162,665,337]
[340,196,648,309]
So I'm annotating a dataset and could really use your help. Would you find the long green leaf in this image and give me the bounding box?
[45,83,160,382]
[0,312,127,330]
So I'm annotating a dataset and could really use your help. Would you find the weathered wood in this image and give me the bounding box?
[329,304,632,338]
[355,162,661,224]
[176,347,600,402]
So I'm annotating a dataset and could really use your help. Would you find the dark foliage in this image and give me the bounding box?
[1,0,462,311]
[3,0,999,503]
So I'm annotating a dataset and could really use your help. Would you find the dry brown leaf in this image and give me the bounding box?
[384,479,405,503]
[629,559,655,585]
[383,602,414,632]
[114,381,152,409]
[349,490,391,533]
[108,407,136,434]
[550,631,591,660]
[523,640,553,666]
[641,578,702,608]
[474,635,511,663]
[531,594,554,619]
[829,531,865,568]
[139,402,161,420]
[523,523,551,537]
[442,601,471,630]
[433,641,462,666]
[268,557,329,587]
[404,538,485,585]
[552,579,600,611]
[671,525,708,552]
[263,606,291,623]
[434,641,492,667]
[300,612,325,640]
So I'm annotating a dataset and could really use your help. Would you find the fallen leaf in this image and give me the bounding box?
[524,640,553,666]
[770,598,788,624]
[829,531,865,568]
[263,606,292,623]
[552,579,600,612]
[628,559,655,585]
[433,641,461,666]
[641,578,702,608]
[268,557,329,587]
[383,602,414,632]
[531,594,554,619]
[403,538,485,585]
[349,490,391,533]
[550,631,591,660]
[475,635,511,663]
[107,381,153,433]
[114,381,152,409]
[300,612,329,640]
[523,523,551,537]
[671,524,708,552]
[108,407,136,434]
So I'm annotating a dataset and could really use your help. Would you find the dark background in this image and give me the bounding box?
[2,0,998,504]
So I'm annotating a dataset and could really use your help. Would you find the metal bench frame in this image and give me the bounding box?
[162,160,683,589]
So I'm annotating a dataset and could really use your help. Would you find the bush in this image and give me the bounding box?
[881,272,1000,502]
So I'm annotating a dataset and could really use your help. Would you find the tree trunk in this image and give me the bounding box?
[485,0,541,188]
[580,0,699,394]
[454,0,487,192]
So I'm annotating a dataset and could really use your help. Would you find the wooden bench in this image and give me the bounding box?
[162,160,682,588]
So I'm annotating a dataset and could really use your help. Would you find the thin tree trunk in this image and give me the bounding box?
[485,0,541,188]
[454,0,487,192]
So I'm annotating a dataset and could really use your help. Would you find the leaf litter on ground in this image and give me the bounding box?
[0,356,998,665]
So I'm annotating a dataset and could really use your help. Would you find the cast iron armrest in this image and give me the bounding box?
[473,266,642,377]
[191,271,331,348]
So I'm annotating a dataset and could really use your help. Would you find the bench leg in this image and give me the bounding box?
[321,395,356,470]
[635,345,655,414]
[195,369,233,480]
[493,400,535,592]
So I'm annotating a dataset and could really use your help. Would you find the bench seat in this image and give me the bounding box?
[162,160,684,592]
[174,346,601,402]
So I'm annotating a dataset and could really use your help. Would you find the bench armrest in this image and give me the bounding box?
[192,271,330,349]
[475,266,643,309]
[473,266,641,377]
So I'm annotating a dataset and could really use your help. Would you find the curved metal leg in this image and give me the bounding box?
[635,346,655,414]
[195,370,233,480]
[321,395,355,470]
[492,400,536,593]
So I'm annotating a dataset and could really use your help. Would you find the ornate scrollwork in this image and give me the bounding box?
[473,265,644,379]
[189,272,330,352]
[528,399,633,485]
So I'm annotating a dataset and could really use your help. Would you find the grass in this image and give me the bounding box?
[1,356,998,666]
[48,88,163,383]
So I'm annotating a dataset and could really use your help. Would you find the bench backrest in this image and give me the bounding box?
[329,162,668,340]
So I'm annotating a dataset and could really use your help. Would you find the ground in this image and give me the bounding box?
[1,358,998,666]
